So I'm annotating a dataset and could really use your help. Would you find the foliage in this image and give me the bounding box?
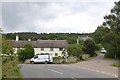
[95,44,102,51]
[53,56,64,60]
[112,62,120,67]
[2,59,22,78]
[67,44,83,60]
[2,37,22,78]
[92,1,120,59]
[78,39,84,45]
[3,32,90,44]
[2,37,14,55]
[18,49,26,62]
[18,44,34,62]
[83,39,96,57]
[92,26,110,44]
[102,1,120,58]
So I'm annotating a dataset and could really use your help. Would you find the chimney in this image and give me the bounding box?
[28,39,31,41]
[16,35,19,41]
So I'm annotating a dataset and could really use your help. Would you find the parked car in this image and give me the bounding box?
[101,48,107,53]
[30,54,53,64]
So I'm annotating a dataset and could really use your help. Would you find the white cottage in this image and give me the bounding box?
[9,36,68,57]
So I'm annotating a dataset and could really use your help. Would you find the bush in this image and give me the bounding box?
[95,44,102,51]
[67,44,83,59]
[2,58,22,78]
[112,62,120,67]
[53,56,63,60]
[104,52,115,58]
[83,39,96,57]
[18,44,34,62]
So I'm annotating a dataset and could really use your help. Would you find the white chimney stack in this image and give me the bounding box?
[16,35,19,41]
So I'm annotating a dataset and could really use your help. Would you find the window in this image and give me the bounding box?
[40,53,44,55]
[50,48,54,51]
[59,48,63,51]
[55,53,58,56]
[34,56,38,59]
[41,48,44,51]
[45,53,49,55]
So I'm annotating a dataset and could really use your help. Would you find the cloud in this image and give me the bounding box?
[2,1,117,33]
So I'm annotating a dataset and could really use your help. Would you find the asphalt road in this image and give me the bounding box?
[20,64,117,78]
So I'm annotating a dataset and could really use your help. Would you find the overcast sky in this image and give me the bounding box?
[1,0,119,33]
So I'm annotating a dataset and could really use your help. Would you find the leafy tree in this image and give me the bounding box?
[92,26,110,44]
[18,44,34,62]
[66,37,77,44]
[83,39,96,57]
[67,44,83,60]
[102,1,120,58]
[48,33,57,40]
[18,49,26,62]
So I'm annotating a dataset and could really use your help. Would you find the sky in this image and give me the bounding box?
[1,0,119,33]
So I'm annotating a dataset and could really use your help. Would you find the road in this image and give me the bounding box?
[20,54,118,78]
[70,54,118,77]
[20,64,116,78]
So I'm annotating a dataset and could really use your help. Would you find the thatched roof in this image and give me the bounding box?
[8,40,68,48]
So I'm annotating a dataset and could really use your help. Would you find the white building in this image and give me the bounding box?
[9,36,68,57]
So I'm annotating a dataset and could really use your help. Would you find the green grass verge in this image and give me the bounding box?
[2,60,22,78]
[105,58,119,60]
[112,62,120,67]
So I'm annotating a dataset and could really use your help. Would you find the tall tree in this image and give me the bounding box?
[92,26,110,44]
[102,1,120,58]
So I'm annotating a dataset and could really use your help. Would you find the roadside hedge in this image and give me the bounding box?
[2,56,22,78]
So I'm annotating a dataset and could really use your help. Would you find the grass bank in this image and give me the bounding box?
[112,62,120,67]
[2,56,22,78]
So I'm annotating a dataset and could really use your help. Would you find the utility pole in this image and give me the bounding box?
[65,50,68,62]
[63,49,68,62]
[0,28,2,80]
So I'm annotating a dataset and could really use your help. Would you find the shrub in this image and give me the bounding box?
[112,62,120,67]
[67,44,83,59]
[2,58,22,78]
[18,44,34,62]
[83,39,96,57]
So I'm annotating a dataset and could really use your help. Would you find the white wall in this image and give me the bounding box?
[14,47,64,57]
[13,48,18,53]
[13,48,25,54]
[34,48,64,57]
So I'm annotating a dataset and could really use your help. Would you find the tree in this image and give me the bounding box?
[92,26,110,44]
[66,37,77,44]
[102,1,120,58]
[67,44,83,60]
[83,39,96,57]
[18,44,34,62]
